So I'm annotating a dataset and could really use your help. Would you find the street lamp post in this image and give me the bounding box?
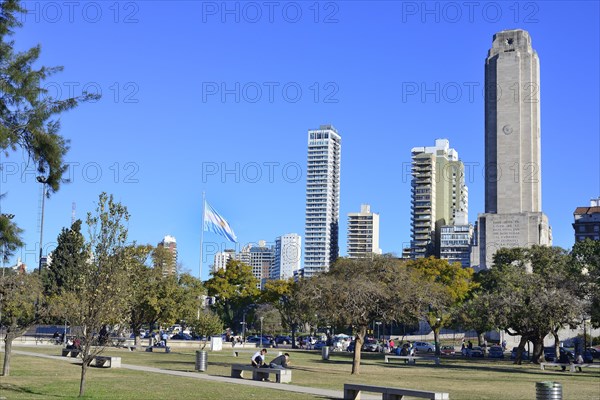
[375,322,382,340]
[260,317,264,342]
[36,176,48,276]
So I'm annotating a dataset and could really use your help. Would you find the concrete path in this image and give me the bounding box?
[9,349,375,399]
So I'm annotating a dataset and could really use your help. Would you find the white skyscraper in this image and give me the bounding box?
[304,125,341,277]
[273,233,301,280]
[212,249,235,273]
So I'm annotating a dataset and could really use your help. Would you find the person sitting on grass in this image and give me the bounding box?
[269,353,290,369]
[251,348,268,368]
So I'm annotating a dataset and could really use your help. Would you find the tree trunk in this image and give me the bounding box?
[2,335,13,376]
[291,324,297,349]
[513,336,528,365]
[433,327,441,357]
[351,326,366,375]
[79,361,88,397]
[552,330,560,363]
[531,335,545,364]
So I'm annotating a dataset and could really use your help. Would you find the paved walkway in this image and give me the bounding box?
[10,349,374,399]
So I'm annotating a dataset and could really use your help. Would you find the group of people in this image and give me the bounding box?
[150,331,170,347]
[251,349,291,370]
[395,341,416,356]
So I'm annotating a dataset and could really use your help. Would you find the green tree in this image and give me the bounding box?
[43,219,86,296]
[53,193,131,397]
[406,257,477,356]
[175,273,205,328]
[190,309,223,349]
[261,279,308,348]
[482,246,584,364]
[0,270,42,376]
[571,239,600,327]
[124,244,157,347]
[301,256,429,374]
[204,259,260,332]
[0,211,23,263]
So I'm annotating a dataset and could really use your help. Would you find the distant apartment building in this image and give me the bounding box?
[410,139,468,259]
[157,235,177,276]
[303,125,341,277]
[440,211,473,267]
[347,204,381,258]
[573,198,600,242]
[237,241,274,289]
[272,234,301,280]
[212,249,236,273]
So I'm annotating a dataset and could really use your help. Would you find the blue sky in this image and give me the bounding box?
[1,1,598,280]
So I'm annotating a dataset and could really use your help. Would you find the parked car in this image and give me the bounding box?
[363,340,381,352]
[170,333,193,340]
[275,335,292,345]
[488,346,504,358]
[470,346,484,358]
[313,340,327,350]
[511,347,530,360]
[413,341,435,353]
[297,335,317,346]
[587,347,600,359]
[582,349,594,363]
[440,345,455,356]
[247,336,272,347]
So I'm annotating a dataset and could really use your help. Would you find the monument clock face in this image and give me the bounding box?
[502,124,513,135]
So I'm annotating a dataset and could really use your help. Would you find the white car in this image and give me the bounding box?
[413,341,435,353]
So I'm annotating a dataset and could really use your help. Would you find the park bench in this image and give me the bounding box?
[145,346,171,353]
[230,364,292,383]
[385,355,440,365]
[540,362,600,372]
[90,355,121,368]
[61,349,81,357]
[343,383,449,400]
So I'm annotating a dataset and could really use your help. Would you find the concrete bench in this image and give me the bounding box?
[90,355,121,368]
[145,346,171,353]
[385,355,440,365]
[230,364,292,383]
[61,349,81,358]
[541,362,600,372]
[344,383,449,400]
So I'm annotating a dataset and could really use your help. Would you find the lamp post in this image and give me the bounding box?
[36,175,48,276]
[241,313,246,343]
[375,322,382,340]
[260,316,264,342]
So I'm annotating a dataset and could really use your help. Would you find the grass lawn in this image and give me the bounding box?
[3,345,599,399]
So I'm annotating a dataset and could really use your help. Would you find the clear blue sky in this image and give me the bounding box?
[1,1,598,280]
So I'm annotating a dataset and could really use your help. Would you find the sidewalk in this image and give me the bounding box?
[9,349,371,399]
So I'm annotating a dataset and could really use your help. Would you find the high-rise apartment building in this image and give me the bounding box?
[573,198,600,242]
[236,241,273,289]
[303,125,341,277]
[347,204,381,258]
[410,139,468,259]
[157,235,177,276]
[472,29,552,269]
[212,249,236,273]
[440,211,473,267]
[272,234,301,280]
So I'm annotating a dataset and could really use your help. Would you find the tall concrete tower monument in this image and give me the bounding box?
[471,29,552,269]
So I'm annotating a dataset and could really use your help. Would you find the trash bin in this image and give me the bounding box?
[536,381,562,400]
[322,346,330,360]
[195,350,208,372]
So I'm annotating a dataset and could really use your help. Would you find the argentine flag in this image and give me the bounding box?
[203,201,238,243]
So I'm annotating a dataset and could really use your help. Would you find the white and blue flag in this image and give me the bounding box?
[203,201,237,243]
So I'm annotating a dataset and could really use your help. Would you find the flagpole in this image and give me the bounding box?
[199,191,206,281]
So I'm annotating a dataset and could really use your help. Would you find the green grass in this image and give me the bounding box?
[3,345,599,399]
